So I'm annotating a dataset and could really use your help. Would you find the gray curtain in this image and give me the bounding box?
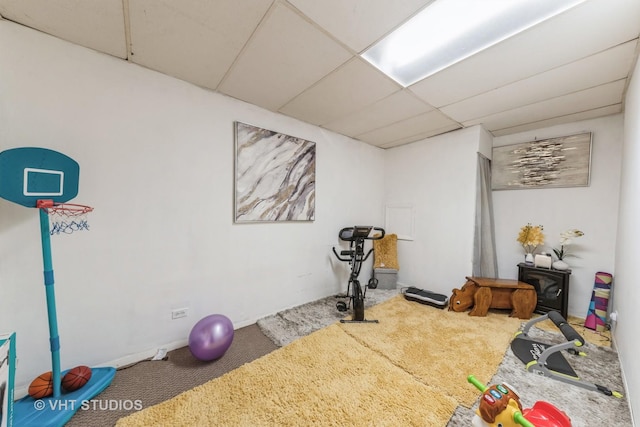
[472,154,498,278]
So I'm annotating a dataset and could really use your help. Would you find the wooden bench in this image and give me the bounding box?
[448,276,537,319]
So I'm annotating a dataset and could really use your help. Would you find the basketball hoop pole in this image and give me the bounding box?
[37,200,62,398]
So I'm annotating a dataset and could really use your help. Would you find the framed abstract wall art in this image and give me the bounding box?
[492,132,592,190]
[234,122,316,222]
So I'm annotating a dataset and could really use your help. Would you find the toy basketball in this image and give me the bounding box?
[62,365,92,392]
[28,371,54,399]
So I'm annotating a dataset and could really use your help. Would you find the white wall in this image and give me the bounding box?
[614,53,640,424]
[492,115,623,318]
[384,126,485,296]
[0,20,385,389]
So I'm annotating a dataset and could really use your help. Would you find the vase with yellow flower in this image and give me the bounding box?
[517,223,544,265]
[552,229,584,270]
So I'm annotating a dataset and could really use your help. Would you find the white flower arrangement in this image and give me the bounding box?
[553,229,584,260]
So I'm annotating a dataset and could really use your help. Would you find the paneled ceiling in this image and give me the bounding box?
[1,0,638,148]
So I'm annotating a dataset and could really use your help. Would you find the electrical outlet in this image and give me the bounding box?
[171,307,189,319]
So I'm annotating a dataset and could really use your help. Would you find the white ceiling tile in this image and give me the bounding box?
[323,90,433,137]
[355,109,459,145]
[442,41,638,122]
[286,0,433,52]
[409,0,640,107]
[0,0,126,57]
[218,3,351,111]
[377,123,462,148]
[127,0,272,90]
[279,58,400,125]
[491,105,623,137]
[465,80,626,131]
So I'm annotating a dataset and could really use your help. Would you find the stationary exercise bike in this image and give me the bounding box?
[332,226,385,323]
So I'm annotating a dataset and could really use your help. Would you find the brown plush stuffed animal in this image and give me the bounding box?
[448,277,536,319]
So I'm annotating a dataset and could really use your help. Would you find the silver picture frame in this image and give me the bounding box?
[492,132,592,190]
[234,122,316,222]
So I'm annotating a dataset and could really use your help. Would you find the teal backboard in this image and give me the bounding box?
[0,147,80,207]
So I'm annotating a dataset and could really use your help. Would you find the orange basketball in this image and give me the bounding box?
[62,365,92,392]
[28,371,53,399]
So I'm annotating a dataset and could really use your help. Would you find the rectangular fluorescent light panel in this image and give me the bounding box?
[362,0,587,87]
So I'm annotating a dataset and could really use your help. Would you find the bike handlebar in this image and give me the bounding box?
[332,246,350,262]
[332,226,385,263]
[338,226,385,242]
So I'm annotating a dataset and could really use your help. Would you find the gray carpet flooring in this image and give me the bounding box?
[65,289,632,426]
[67,289,399,426]
[66,323,278,427]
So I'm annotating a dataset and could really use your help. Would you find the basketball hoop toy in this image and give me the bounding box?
[0,147,115,427]
[36,200,93,235]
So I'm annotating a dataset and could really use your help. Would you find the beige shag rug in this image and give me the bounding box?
[339,296,523,407]
[116,296,522,427]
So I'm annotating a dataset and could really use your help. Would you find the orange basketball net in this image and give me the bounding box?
[37,200,94,235]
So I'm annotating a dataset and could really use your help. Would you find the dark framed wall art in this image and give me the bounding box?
[234,122,316,222]
[492,132,592,190]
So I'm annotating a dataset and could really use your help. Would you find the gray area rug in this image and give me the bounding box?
[257,288,400,347]
[446,326,631,426]
[259,294,632,426]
